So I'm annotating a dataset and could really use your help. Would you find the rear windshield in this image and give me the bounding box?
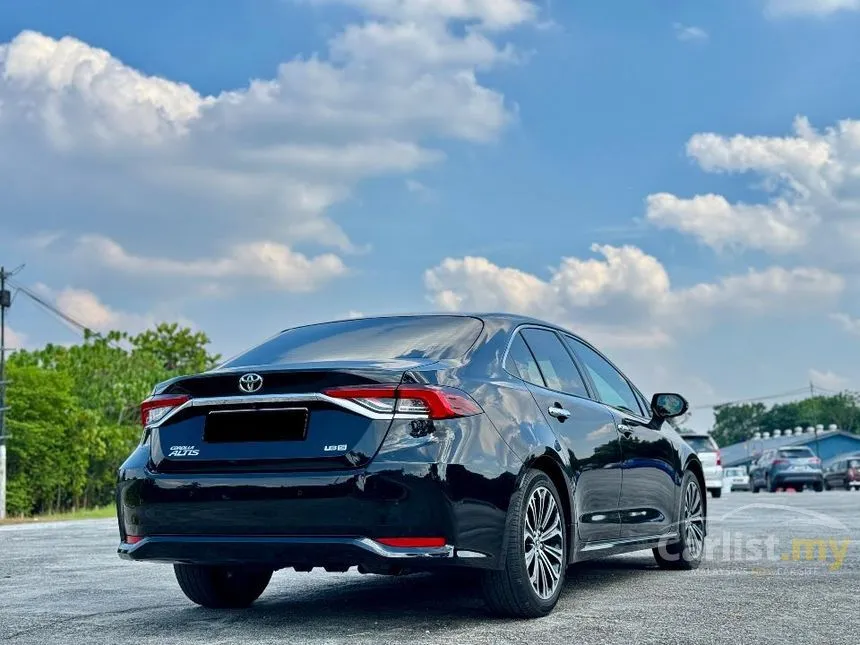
[850,459,860,468]
[223,316,483,367]
[778,447,815,458]
[683,435,719,453]
[724,468,745,477]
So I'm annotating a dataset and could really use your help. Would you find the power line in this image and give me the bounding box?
[694,386,819,410]
[7,279,95,338]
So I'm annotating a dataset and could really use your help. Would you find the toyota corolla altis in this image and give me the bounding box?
[117,314,706,617]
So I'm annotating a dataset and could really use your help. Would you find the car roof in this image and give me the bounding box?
[280,312,573,334]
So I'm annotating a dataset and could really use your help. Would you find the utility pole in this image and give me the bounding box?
[0,264,23,520]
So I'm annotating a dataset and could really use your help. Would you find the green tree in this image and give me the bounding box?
[130,323,220,374]
[711,402,767,447]
[5,365,92,515]
[6,323,220,515]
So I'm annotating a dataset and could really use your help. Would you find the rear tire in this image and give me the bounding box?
[751,482,759,494]
[653,471,705,570]
[813,481,824,492]
[710,488,722,499]
[767,475,778,493]
[174,564,272,608]
[481,469,567,618]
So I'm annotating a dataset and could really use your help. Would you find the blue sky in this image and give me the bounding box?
[2,0,859,430]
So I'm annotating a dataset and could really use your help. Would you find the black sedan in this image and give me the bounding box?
[117,314,706,618]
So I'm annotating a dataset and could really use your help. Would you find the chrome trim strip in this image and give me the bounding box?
[355,538,454,559]
[580,532,680,552]
[145,393,427,429]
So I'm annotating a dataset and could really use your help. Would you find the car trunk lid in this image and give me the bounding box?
[148,359,437,473]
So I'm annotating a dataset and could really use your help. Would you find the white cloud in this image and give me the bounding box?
[830,312,860,335]
[809,368,850,391]
[673,23,709,42]
[424,245,844,348]
[72,235,347,293]
[54,288,154,333]
[764,0,860,17]
[645,116,860,262]
[0,8,533,292]
[311,0,538,30]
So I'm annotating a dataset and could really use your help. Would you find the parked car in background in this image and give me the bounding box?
[823,453,860,490]
[679,432,723,498]
[750,446,824,492]
[723,466,749,492]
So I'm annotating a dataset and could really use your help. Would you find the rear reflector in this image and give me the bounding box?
[323,384,482,420]
[140,394,190,427]
[126,535,144,544]
[376,537,446,548]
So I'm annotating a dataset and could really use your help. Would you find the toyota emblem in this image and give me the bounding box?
[238,373,263,393]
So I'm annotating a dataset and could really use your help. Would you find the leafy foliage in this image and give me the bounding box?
[710,393,860,447]
[6,324,218,516]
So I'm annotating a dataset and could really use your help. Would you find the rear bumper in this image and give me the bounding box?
[773,473,823,485]
[118,535,485,570]
[117,453,516,571]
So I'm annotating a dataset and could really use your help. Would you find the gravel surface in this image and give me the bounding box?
[1,491,858,644]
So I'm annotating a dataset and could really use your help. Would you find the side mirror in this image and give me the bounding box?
[651,392,688,419]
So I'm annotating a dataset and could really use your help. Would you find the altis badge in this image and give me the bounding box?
[168,445,200,457]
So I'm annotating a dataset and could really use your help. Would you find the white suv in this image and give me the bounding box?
[680,432,724,498]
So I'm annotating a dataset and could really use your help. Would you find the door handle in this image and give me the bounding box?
[548,404,571,420]
[618,422,634,437]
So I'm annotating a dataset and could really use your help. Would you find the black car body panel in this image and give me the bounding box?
[117,313,703,573]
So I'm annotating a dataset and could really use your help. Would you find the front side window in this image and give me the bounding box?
[564,336,644,415]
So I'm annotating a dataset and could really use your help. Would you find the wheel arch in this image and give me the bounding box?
[520,453,575,562]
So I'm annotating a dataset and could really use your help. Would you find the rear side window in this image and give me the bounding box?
[778,447,815,459]
[565,337,644,416]
[519,329,589,397]
[224,316,483,367]
[505,334,546,387]
[683,435,719,453]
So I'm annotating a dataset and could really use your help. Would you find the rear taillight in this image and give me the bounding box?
[323,384,483,420]
[773,458,788,466]
[716,450,722,466]
[811,457,821,465]
[848,468,857,481]
[140,394,190,427]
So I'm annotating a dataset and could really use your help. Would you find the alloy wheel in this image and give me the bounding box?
[683,480,705,561]
[523,485,564,600]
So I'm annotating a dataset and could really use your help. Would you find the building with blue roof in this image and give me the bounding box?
[720,426,860,469]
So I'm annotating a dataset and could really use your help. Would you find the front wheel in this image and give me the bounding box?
[481,469,567,618]
[174,564,273,608]
[653,471,705,570]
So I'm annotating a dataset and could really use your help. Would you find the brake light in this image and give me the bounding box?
[323,384,483,420]
[773,458,788,466]
[140,394,190,427]
[716,450,722,466]
[376,537,446,548]
[848,468,857,481]
[811,457,821,465]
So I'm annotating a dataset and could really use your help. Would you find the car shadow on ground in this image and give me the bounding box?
[141,553,660,636]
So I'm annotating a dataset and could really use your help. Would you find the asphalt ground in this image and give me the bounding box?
[1,490,858,645]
